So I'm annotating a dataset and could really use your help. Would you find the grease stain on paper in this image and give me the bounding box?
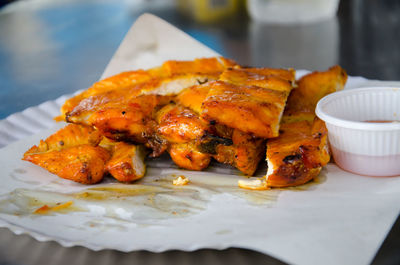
[0,167,326,226]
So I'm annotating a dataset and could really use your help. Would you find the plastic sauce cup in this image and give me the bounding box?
[316,87,400,177]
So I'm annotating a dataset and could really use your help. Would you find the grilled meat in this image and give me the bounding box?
[23,124,109,184]
[239,65,347,189]
[24,58,346,188]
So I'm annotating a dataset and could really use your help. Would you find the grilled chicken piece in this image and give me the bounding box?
[24,145,110,185]
[23,124,110,184]
[155,103,230,171]
[213,129,265,176]
[59,57,237,120]
[155,103,213,144]
[169,143,212,171]
[178,83,266,175]
[80,95,172,144]
[23,124,148,184]
[63,57,237,155]
[283,65,348,123]
[178,84,262,175]
[200,67,293,138]
[201,80,289,138]
[106,142,147,182]
[264,119,330,187]
[59,70,156,120]
[65,74,215,125]
[239,65,347,189]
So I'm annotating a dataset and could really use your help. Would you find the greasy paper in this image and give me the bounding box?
[1,13,400,265]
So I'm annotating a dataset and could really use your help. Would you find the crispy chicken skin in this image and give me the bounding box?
[283,65,348,123]
[60,57,237,120]
[200,67,293,139]
[169,143,212,171]
[239,67,296,83]
[59,70,155,120]
[65,75,213,125]
[25,145,110,184]
[23,124,102,154]
[155,103,213,144]
[23,124,110,184]
[201,81,289,138]
[219,68,293,94]
[84,95,172,143]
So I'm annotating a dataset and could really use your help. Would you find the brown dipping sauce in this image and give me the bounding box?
[364,120,399,123]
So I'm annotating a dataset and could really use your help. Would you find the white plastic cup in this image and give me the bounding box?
[316,87,400,177]
[247,0,340,24]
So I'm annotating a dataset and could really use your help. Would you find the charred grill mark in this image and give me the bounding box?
[198,134,233,154]
[282,154,302,164]
[197,78,208,85]
[313,132,323,139]
[87,173,92,182]
[80,162,88,173]
[65,112,73,123]
[185,153,193,161]
[276,162,308,182]
[79,162,92,182]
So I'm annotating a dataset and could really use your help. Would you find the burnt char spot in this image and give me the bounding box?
[197,78,208,85]
[185,153,193,161]
[79,163,92,182]
[276,162,308,182]
[65,113,73,123]
[80,163,88,174]
[283,154,302,164]
[198,134,233,154]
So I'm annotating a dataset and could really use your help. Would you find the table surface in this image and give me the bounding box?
[0,0,399,264]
